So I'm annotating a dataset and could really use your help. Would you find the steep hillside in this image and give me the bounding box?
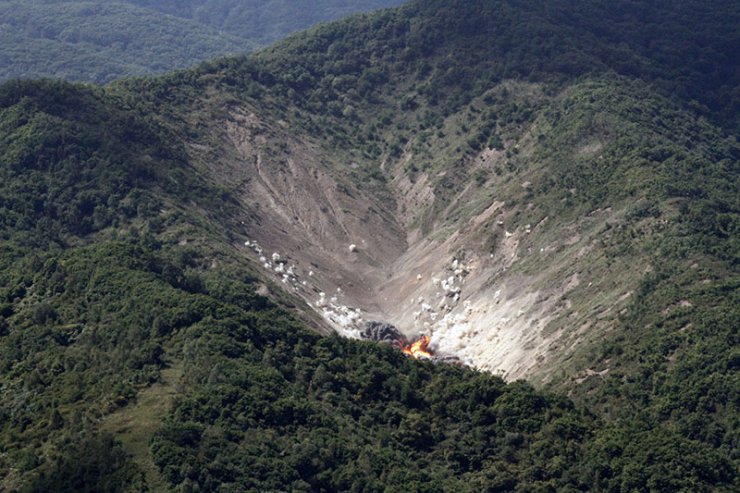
[135,0,737,382]
[1,0,738,491]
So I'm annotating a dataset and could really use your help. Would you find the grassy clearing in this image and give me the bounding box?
[102,359,183,492]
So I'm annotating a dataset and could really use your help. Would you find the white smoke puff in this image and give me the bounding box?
[259,256,267,263]
[349,244,357,252]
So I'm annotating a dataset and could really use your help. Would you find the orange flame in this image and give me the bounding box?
[401,335,433,359]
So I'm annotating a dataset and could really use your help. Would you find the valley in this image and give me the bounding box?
[0,1,737,491]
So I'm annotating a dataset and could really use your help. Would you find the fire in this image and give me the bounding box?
[401,335,433,359]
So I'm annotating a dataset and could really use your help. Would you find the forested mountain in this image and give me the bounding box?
[0,0,405,83]
[126,0,407,45]
[0,0,738,491]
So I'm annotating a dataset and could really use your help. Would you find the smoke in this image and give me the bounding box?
[361,321,408,345]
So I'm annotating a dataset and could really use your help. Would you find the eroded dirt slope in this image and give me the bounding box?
[187,86,658,384]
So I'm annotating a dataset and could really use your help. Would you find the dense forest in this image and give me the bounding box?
[0,0,738,491]
[0,0,404,83]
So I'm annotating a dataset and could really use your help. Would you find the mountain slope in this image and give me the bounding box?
[0,0,738,491]
[127,0,407,46]
[0,0,405,84]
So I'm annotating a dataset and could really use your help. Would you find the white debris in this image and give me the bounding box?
[274,263,285,274]
[505,231,513,238]
[349,244,357,252]
[417,274,423,281]
[308,270,314,277]
[272,252,281,262]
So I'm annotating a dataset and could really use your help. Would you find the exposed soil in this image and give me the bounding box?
[187,103,646,383]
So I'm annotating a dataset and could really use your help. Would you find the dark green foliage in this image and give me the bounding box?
[210,0,737,132]
[30,432,145,493]
[152,329,593,491]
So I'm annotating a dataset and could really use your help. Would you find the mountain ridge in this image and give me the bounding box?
[0,0,406,84]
